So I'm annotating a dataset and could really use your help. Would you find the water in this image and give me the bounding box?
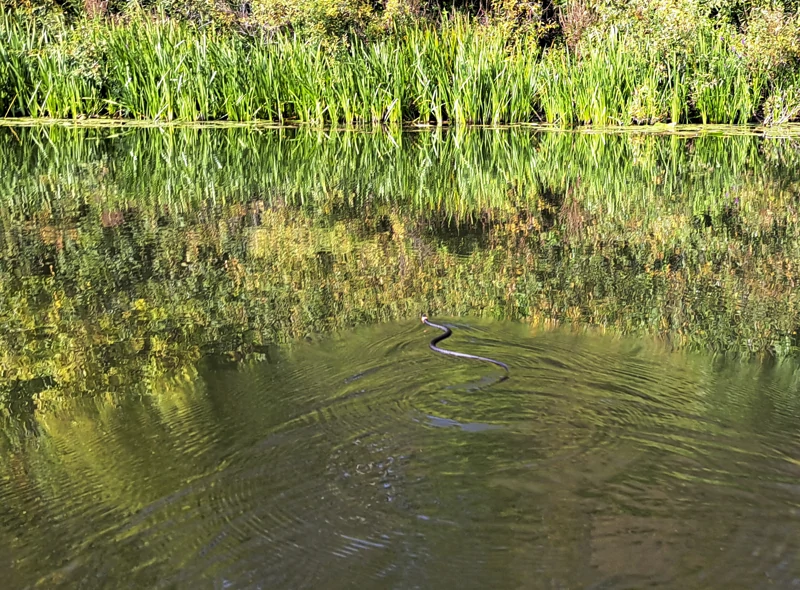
[2,125,800,588]
[3,322,800,588]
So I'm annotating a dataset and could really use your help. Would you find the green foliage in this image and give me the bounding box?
[537,28,668,125]
[689,24,766,124]
[742,6,800,73]
[249,0,375,40]
[4,2,800,124]
[0,12,107,117]
[763,73,800,123]
[586,0,785,32]
[104,18,230,120]
[0,0,80,17]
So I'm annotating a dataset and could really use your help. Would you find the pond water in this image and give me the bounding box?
[2,125,800,588]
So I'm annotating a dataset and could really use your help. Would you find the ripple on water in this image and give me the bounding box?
[4,321,800,588]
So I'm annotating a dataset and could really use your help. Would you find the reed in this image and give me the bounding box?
[0,10,797,125]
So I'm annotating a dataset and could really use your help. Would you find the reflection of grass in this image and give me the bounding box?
[6,119,800,136]
[3,125,800,221]
[1,126,800,408]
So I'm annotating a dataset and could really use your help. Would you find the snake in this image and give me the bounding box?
[421,315,510,381]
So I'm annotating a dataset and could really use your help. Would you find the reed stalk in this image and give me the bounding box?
[0,10,794,126]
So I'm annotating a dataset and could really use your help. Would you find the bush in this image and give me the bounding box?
[763,81,800,123]
[558,0,596,50]
[1,0,77,17]
[248,0,375,40]
[742,7,800,74]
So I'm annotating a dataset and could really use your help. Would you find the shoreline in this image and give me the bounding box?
[4,118,800,137]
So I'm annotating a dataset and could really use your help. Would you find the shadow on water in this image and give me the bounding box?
[1,126,800,587]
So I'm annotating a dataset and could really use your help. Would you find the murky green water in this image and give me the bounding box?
[2,126,800,587]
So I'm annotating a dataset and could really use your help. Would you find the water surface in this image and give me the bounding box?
[2,126,800,588]
[3,322,800,588]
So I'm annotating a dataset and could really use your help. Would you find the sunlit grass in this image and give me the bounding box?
[0,10,794,125]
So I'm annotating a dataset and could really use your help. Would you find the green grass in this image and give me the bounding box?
[0,10,797,125]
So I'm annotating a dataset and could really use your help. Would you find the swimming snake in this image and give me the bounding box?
[421,315,510,379]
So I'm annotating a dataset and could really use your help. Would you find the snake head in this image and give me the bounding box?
[420,314,428,323]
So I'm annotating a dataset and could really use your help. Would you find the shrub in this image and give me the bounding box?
[151,0,238,28]
[490,0,558,43]
[1,0,76,17]
[559,0,596,50]
[248,0,375,40]
[742,7,800,74]
[382,0,422,22]
[763,77,800,123]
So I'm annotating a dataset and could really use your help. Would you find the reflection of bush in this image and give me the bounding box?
[1,127,800,407]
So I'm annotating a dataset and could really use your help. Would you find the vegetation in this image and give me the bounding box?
[2,0,800,124]
[2,125,800,410]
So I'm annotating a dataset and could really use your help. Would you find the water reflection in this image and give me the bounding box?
[2,125,800,586]
[2,323,800,587]
[2,127,800,408]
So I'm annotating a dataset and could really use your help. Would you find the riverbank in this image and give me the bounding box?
[6,117,800,138]
[2,3,800,126]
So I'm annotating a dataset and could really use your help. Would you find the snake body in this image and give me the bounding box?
[421,315,510,378]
